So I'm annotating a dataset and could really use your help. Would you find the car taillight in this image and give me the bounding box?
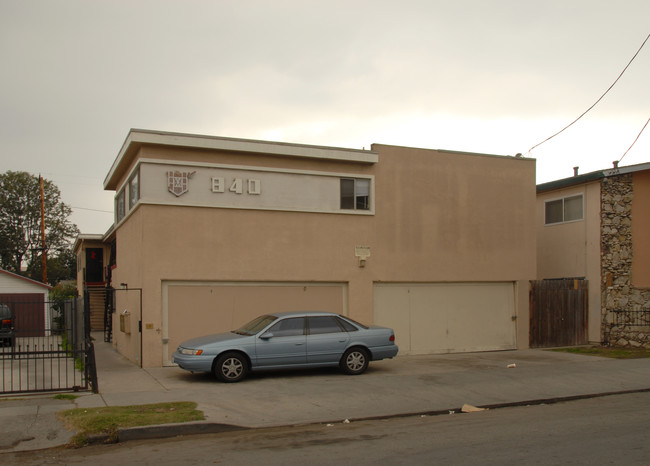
[1,319,11,325]
[389,334,395,342]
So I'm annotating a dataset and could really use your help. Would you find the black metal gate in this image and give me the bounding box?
[0,294,98,395]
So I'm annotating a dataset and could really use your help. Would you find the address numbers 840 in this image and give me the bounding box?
[211,177,261,195]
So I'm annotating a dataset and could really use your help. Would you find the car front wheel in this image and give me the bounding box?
[340,347,369,375]
[214,352,248,383]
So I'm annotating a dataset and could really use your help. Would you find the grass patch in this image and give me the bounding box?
[54,394,79,401]
[58,401,204,447]
[551,346,650,359]
[60,333,85,372]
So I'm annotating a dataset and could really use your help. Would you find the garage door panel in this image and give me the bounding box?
[373,286,411,355]
[445,283,514,352]
[409,287,448,354]
[233,286,344,316]
[374,283,515,355]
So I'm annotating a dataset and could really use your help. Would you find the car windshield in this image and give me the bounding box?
[233,315,277,336]
[0,305,11,319]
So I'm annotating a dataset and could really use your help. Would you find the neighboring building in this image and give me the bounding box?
[77,129,536,367]
[0,269,52,337]
[536,162,650,347]
[73,234,113,331]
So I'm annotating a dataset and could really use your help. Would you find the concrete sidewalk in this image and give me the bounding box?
[2,337,650,452]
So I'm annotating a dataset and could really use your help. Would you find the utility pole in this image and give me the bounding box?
[39,174,47,284]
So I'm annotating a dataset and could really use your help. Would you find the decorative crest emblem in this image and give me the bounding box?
[167,170,196,197]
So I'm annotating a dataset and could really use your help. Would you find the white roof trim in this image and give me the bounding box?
[603,162,650,177]
[104,129,378,189]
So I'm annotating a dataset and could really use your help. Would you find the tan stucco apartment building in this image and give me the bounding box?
[536,162,650,347]
[76,129,536,367]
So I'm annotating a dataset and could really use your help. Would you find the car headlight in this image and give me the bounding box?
[180,348,203,356]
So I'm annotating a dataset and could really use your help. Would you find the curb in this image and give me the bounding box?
[83,422,247,446]
[348,387,650,424]
[118,422,247,442]
[85,387,650,446]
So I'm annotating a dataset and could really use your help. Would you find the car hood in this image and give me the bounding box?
[179,331,250,349]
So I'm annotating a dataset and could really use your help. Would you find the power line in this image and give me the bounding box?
[71,206,113,214]
[527,32,650,155]
[618,116,650,163]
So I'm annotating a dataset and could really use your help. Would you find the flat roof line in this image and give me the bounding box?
[104,129,378,190]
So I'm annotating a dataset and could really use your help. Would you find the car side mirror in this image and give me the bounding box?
[260,332,274,340]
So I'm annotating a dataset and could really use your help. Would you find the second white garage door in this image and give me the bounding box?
[374,282,516,355]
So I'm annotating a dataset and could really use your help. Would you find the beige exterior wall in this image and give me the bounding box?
[370,145,535,282]
[536,182,602,342]
[632,171,650,287]
[111,208,144,363]
[107,136,536,367]
[370,145,535,350]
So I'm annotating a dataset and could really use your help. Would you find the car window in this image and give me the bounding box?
[336,316,359,332]
[265,317,305,337]
[338,315,368,330]
[234,315,277,335]
[308,316,344,335]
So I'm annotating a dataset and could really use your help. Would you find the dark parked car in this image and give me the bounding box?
[0,304,15,348]
[172,311,399,382]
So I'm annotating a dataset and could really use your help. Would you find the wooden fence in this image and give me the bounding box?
[529,279,588,348]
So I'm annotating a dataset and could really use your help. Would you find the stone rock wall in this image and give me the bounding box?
[601,174,650,348]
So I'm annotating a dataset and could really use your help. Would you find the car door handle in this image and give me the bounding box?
[295,343,304,346]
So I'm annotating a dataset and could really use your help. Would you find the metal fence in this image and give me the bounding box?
[0,295,98,395]
[610,309,650,328]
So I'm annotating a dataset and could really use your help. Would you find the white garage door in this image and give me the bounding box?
[374,283,516,355]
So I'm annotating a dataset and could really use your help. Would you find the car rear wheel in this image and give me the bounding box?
[340,347,369,375]
[214,352,248,383]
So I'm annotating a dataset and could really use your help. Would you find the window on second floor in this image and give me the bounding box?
[128,170,140,209]
[116,189,126,222]
[545,194,583,225]
[340,178,370,210]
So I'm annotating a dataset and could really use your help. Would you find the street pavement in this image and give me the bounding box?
[2,335,650,452]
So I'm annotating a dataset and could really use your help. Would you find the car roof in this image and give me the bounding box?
[268,311,338,318]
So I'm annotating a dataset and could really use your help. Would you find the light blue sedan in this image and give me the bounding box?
[172,311,399,382]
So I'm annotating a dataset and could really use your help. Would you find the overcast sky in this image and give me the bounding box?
[1,0,648,235]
